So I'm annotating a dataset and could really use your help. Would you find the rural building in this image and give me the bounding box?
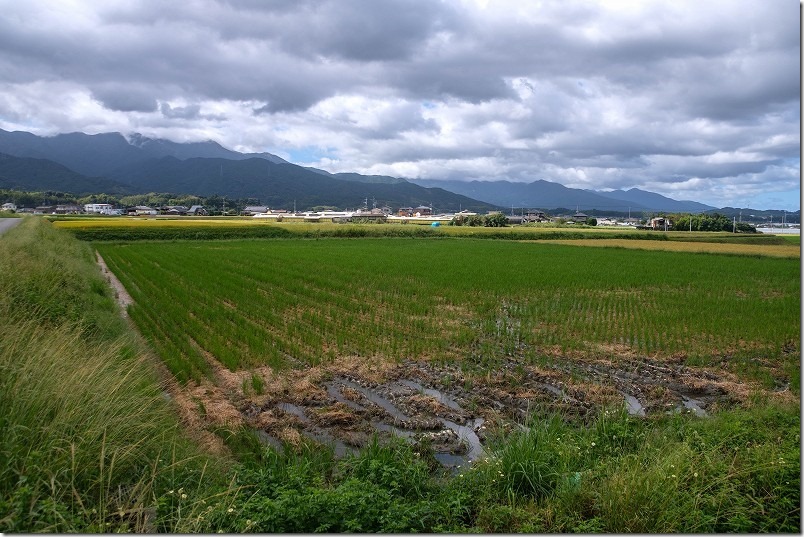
[1,202,16,212]
[351,208,388,222]
[161,205,189,215]
[128,206,158,216]
[398,207,414,217]
[570,211,589,222]
[187,205,207,216]
[242,206,268,215]
[55,204,81,214]
[84,203,113,214]
[523,210,548,222]
[414,205,432,216]
[649,217,672,230]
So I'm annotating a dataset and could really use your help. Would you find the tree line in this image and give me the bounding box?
[0,189,261,215]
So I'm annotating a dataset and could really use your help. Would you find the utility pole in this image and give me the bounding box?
[732,216,736,233]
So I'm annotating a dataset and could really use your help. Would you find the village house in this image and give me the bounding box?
[241,205,269,215]
[55,204,82,214]
[161,205,189,215]
[127,205,158,216]
[84,203,114,214]
[414,205,432,216]
[523,210,548,223]
[648,217,672,230]
[570,211,589,223]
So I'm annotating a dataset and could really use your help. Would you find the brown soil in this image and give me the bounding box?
[96,252,133,316]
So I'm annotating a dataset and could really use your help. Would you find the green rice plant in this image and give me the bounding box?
[95,237,799,388]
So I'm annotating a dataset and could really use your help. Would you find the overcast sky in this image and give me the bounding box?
[0,0,799,210]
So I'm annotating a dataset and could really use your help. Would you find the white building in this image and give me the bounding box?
[1,202,16,212]
[84,203,114,214]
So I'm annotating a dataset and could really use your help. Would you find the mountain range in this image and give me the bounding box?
[0,129,493,211]
[408,178,715,213]
[0,128,761,214]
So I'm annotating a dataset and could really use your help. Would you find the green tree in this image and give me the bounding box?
[484,213,508,227]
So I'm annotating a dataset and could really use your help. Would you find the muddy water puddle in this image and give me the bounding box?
[243,355,742,470]
[250,375,486,469]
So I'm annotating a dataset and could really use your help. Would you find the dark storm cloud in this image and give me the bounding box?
[91,84,158,112]
[160,103,201,119]
[271,0,457,62]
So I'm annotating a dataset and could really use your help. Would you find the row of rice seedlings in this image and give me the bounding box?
[215,245,463,362]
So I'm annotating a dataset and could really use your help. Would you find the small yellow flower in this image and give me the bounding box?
[228,508,234,513]
[181,493,188,499]
[591,442,596,447]
[694,472,698,478]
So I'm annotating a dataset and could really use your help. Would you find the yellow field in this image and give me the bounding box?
[51,216,267,228]
[49,216,799,259]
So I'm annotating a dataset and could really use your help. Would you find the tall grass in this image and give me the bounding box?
[0,218,228,532]
[450,404,800,533]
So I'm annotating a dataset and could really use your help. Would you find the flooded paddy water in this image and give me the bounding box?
[234,352,753,470]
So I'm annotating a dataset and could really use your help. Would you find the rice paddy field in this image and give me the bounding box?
[95,237,800,384]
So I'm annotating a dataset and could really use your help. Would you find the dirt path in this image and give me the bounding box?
[96,252,134,316]
[96,251,234,456]
[0,218,22,236]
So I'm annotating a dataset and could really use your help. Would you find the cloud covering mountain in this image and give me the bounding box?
[0,0,798,210]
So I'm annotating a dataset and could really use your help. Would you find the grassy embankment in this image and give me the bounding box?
[2,216,800,532]
[0,217,233,532]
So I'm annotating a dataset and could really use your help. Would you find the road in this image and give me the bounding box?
[0,218,22,235]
